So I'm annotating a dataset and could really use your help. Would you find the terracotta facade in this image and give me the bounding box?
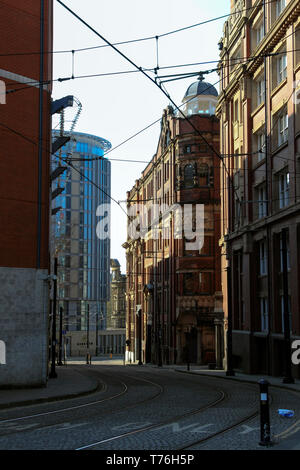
[124,96,223,366]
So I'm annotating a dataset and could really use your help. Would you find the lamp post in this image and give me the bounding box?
[282,228,294,384]
[57,306,63,366]
[225,236,235,376]
[138,309,143,365]
[49,257,58,378]
[95,310,99,356]
[86,303,90,364]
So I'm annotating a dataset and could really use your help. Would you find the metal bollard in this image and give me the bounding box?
[258,379,272,446]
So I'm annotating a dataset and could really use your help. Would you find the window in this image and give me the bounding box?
[260,298,269,332]
[234,99,239,122]
[199,164,209,186]
[258,184,267,219]
[230,46,241,72]
[257,21,264,45]
[296,28,300,65]
[279,233,291,271]
[281,295,292,333]
[257,78,265,107]
[185,145,192,153]
[278,112,288,146]
[277,54,287,84]
[259,240,267,275]
[276,0,286,17]
[257,132,266,161]
[184,164,194,189]
[279,171,289,208]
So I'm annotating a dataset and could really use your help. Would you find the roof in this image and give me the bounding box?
[184,81,218,98]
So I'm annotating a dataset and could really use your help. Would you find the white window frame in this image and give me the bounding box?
[278,112,288,146]
[276,0,286,18]
[279,171,290,208]
[257,21,264,45]
[256,131,266,161]
[257,78,265,106]
[260,298,269,332]
[277,54,287,84]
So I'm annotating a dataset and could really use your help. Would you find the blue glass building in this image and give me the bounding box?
[51,131,111,334]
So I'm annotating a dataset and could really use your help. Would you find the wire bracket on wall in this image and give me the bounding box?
[72,50,75,79]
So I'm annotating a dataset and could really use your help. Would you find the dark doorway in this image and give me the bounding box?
[186,328,197,363]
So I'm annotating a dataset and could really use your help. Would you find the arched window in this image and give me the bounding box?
[184,164,194,188]
[199,164,209,186]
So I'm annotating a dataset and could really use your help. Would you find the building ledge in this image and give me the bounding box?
[270,77,287,100]
[251,102,265,119]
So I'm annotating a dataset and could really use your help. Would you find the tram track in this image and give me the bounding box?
[75,387,229,450]
[0,368,164,439]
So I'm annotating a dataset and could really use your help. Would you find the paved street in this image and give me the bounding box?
[0,362,299,451]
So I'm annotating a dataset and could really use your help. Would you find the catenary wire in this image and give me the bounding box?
[0,0,279,57]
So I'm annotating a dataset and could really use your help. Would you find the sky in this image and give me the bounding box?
[52,0,230,273]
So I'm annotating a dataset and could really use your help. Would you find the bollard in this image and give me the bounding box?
[258,379,272,446]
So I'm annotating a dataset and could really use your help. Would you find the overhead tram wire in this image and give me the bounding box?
[5,36,299,94]
[56,0,282,207]
[0,0,279,58]
[4,57,296,172]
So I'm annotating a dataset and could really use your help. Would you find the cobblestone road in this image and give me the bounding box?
[0,365,299,450]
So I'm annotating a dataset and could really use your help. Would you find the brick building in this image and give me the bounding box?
[217,0,300,377]
[123,81,223,366]
[0,1,53,386]
[107,259,126,330]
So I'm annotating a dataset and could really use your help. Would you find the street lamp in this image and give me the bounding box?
[49,257,58,378]
[57,306,63,366]
[137,308,143,366]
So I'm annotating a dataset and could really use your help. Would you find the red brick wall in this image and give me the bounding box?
[0,0,53,269]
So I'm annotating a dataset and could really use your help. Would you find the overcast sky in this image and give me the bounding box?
[52,0,230,273]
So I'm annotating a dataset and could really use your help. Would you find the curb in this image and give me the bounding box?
[0,378,103,411]
[174,368,300,394]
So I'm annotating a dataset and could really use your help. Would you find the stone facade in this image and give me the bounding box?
[107,259,126,330]
[0,268,49,387]
[217,0,300,377]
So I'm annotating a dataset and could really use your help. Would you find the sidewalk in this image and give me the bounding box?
[0,365,100,410]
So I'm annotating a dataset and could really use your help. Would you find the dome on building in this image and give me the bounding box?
[184,80,218,98]
[181,78,218,117]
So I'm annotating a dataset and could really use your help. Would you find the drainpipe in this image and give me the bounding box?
[37,0,45,268]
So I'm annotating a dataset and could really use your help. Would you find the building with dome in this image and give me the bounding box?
[182,79,219,117]
[124,80,224,367]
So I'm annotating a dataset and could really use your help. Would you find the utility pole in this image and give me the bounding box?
[225,234,235,376]
[138,309,143,365]
[95,311,99,356]
[57,306,63,366]
[86,303,90,364]
[49,257,58,378]
[282,228,294,384]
